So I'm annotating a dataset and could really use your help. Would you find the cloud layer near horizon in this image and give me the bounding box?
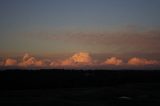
[128,57,159,65]
[103,57,123,65]
[50,52,93,67]
[5,58,17,66]
[0,52,160,68]
[18,53,46,67]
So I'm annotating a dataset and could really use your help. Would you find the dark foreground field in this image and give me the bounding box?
[0,69,160,105]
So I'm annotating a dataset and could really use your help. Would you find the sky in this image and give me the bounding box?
[0,0,160,69]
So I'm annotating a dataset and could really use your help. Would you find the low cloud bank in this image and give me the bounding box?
[5,58,17,66]
[103,57,123,65]
[1,52,160,68]
[128,57,159,65]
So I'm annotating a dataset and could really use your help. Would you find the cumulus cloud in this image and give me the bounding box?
[128,57,159,65]
[59,52,93,66]
[19,53,46,67]
[71,52,92,64]
[103,57,123,65]
[5,58,17,66]
[2,52,160,69]
[22,53,30,62]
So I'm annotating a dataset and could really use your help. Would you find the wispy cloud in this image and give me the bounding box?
[128,57,159,65]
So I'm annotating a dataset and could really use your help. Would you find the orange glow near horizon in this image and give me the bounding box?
[0,52,159,69]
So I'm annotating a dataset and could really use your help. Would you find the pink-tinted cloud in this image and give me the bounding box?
[5,58,17,66]
[54,52,93,66]
[71,52,92,64]
[128,57,159,65]
[61,59,74,66]
[103,57,123,65]
[22,53,30,62]
[50,60,62,67]
[19,53,46,67]
[1,52,160,69]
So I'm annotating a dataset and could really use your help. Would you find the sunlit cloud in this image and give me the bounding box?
[71,52,92,64]
[49,52,94,67]
[19,53,46,67]
[128,57,159,65]
[5,58,17,66]
[103,57,123,65]
[1,53,160,69]
[50,60,62,67]
[61,59,74,66]
[22,53,30,62]
[60,52,93,66]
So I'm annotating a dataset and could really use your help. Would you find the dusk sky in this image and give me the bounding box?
[0,0,160,69]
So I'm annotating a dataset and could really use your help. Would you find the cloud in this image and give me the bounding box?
[71,52,92,64]
[1,52,160,69]
[0,61,4,66]
[128,57,159,65]
[50,60,62,67]
[5,58,17,66]
[103,57,123,65]
[58,52,93,66]
[22,53,30,62]
[61,59,74,66]
[19,53,46,67]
